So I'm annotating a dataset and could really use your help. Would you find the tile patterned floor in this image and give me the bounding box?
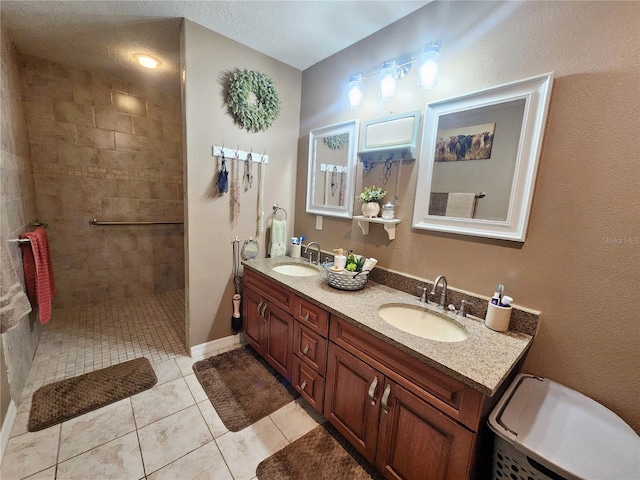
[1,290,325,479]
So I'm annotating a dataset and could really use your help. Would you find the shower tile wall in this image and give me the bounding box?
[1,30,43,418]
[20,55,184,307]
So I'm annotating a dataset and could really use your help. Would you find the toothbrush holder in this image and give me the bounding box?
[289,244,301,259]
[485,303,512,332]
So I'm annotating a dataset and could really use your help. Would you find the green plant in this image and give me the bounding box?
[358,185,387,203]
[345,253,365,272]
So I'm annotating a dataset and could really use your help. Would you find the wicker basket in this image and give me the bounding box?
[324,263,369,291]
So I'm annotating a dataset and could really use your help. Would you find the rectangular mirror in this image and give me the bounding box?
[412,73,553,242]
[306,119,360,218]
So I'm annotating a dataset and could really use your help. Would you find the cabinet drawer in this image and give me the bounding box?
[330,315,484,432]
[292,356,325,413]
[244,269,292,312]
[291,296,329,337]
[293,321,328,376]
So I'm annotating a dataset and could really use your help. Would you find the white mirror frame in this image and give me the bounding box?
[412,73,554,242]
[306,119,360,219]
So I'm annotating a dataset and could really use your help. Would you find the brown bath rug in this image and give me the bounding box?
[256,422,384,480]
[29,357,157,432]
[192,345,298,432]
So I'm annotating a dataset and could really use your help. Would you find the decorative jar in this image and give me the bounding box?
[381,202,396,220]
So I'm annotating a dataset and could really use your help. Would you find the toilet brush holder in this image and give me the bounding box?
[231,294,242,333]
[485,303,512,332]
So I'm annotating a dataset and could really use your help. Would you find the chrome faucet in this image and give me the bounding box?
[304,242,321,265]
[430,275,448,309]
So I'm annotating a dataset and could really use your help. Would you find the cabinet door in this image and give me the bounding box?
[264,302,293,381]
[324,343,381,463]
[376,380,475,480]
[244,288,265,353]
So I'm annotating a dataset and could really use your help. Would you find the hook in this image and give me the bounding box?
[234,146,240,159]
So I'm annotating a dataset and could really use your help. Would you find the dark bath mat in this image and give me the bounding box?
[256,422,384,480]
[192,345,298,432]
[29,357,157,431]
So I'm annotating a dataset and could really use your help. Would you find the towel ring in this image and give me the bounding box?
[272,204,287,220]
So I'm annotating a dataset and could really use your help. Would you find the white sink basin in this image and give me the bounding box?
[378,304,468,342]
[272,263,321,277]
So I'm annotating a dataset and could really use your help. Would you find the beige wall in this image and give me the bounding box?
[1,27,42,426]
[20,56,184,307]
[183,21,302,347]
[295,1,640,431]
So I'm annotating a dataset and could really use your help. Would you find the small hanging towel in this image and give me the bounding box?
[20,227,56,324]
[269,219,287,258]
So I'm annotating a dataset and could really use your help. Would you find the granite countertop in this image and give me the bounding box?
[242,257,534,397]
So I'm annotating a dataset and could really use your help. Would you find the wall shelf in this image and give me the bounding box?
[353,216,401,240]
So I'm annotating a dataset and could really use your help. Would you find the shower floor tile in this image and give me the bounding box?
[20,289,187,403]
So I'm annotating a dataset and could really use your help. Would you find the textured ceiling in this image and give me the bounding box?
[1,1,429,92]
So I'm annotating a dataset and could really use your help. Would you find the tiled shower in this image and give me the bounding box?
[1,33,188,432]
[21,54,184,308]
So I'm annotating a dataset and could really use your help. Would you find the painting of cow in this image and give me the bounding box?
[434,123,495,162]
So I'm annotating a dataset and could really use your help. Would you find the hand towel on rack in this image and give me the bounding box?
[445,193,477,218]
[20,227,56,324]
[269,219,287,258]
[429,192,449,216]
[1,243,32,334]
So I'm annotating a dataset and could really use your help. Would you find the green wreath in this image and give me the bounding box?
[322,133,350,150]
[227,70,281,133]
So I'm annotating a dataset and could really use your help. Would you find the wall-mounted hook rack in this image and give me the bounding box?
[320,164,348,173]
[212,146,269,164]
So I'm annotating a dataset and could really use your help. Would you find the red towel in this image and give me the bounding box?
[20,227,56,324]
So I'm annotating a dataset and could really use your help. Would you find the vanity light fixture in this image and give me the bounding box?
[418,41,441,89]
[379,61,398,100]
[133,53,162,69]
[348,74,363,108]
[347,40,442,107]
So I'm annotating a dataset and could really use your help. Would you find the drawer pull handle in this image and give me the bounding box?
[303,312,310,322]
[368,376,379,405]
[260,303,268,318]
[381,384,392,414]
[300,380,307,390]
[257,301,264,317]
[302,344,310,355]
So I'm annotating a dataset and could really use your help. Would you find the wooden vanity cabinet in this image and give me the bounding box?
[243,281,293,382]
[325,316,482,480]
[243,270,494,480]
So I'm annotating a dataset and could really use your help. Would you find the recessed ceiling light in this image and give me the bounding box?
[133,53,162,69]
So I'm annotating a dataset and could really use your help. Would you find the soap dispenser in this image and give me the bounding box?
[333,248,347,270]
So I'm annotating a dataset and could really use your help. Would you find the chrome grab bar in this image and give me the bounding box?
[89,219,183,227]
